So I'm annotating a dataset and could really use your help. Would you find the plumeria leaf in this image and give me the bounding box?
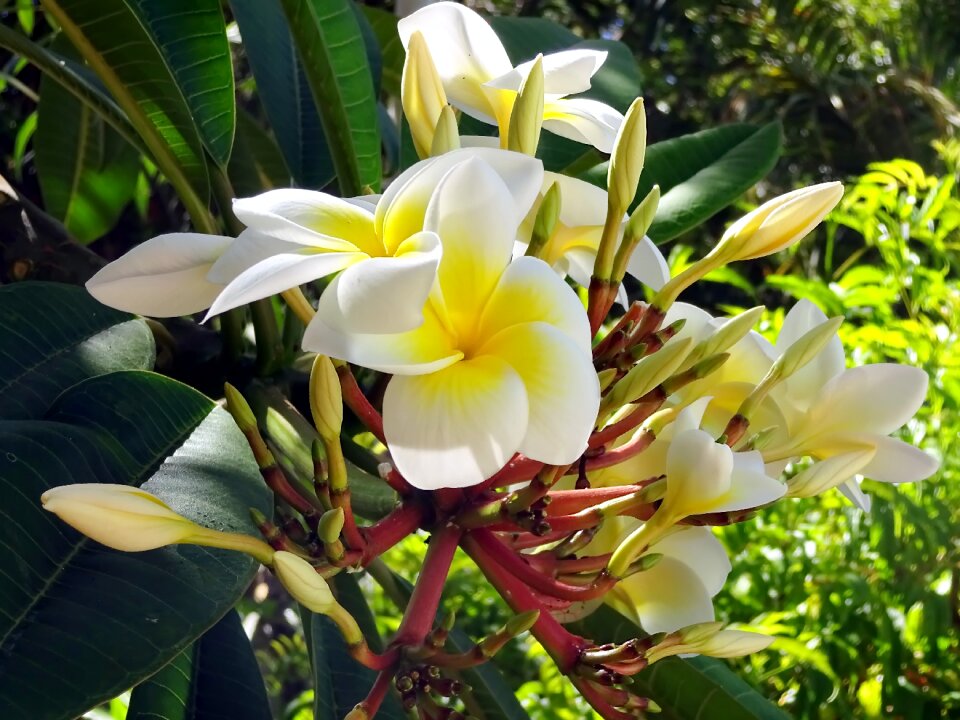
[0,371,270,719]
[0,282,155,420]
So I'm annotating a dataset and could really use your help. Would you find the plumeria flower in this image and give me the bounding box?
[304,156,600,489]
[87,148,543,339]
[517,173,670,295]
[398,2,623,152]
[605,525,732,634]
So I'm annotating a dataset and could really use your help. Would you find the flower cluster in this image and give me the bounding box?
[46,3,938,719]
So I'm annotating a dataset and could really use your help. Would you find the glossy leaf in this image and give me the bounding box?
[41,0,210,202]
[572,606,790,720]
[126,610,271,720]
[228,108,293,197]
[0,371,271,719]
[278,0,382,195]
[581,122,784,242]
[360,5,404,96]
[126,0,236,166]
[0,282,155,420]
[35,57,140,243]
[229,0,334,189]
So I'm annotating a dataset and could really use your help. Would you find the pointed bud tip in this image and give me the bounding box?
[224,383,257,431]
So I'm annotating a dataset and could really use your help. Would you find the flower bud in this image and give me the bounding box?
[310,354,343,442]
[683,306,763,370]
[318,507,345,544]
[402,31,448,159]
[430,104,460,155]
[612,184,660,284]
[526,181,561,259]
[693,629,775,658]
[602,337,693,413]
[713,182,843,262]
[607,98,646,213]
[41,484,199,552]
[787,449,876,498]
[507,54,544,156]
[272,550,335,614]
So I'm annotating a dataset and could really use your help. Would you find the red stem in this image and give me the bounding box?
[582,430,656,471]
[466,454,543,498]
[393,523,462,645]
[361,501,426,565]
[338,365,386,443]
[592,302,643,360]
[544,486,644,516]
[462,531,585,673]
[570,676,636,720]
[469,529,615,601]
[355,668,394,719]
[588,389,665,449]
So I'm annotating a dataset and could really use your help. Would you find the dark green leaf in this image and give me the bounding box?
[278,0,383,195]
[0,371,271,719]
[127,610,271,720]
[0,282,155,420]
[229,0,334,189]
[360,6,404,97]
[126,0,236,166]
[572,606,789,720]
[35,44,140,243]
[489,16,580,58]
[581,122,784,242]
[353,2,382,96]
[228,108,293,197]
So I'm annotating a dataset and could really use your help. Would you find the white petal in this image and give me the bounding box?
[477,256,592,353]
[383,355,528,489]
[788,450,876,498]
[480,322,599,465]
[207,229,305,284]
[485,49,607,96]
[377,148,543,254]
[398,2,512,120]
[614,556,715,634]
[86,233,232,317]
[545,171,608,228]
[205,251,362,319]
[425,157,524,327]
[314,231,441,334]
[624,235,670,290]
[807,364,928,436]
[838,478,872,512]
[708,452,786,513]
[543,97,624,153]
[302,304,462,375]
[653,527,731,597]
[775,299,845,411]
[664,429,734,515]
[664,303,715,346]
[860,435,940,483]
[233,189,377,253]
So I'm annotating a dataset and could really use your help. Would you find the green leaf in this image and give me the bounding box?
[35,41,140,243]
[360,6,404,97]
[278,0,383,195]
[572,606,789,720]
[126,610,271,720]
[41,0,212,210]
[303,575,405,720]
[0,371,271,719]
[228,108,293,197]
[0,282,155,420]
[581,122,784,242]
[125,0,236,166]
[229,0,334,190]
[489,16,580,57]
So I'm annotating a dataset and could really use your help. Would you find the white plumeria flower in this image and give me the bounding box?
[607,526,732,634]
[517,172,669,295]
[304,156,600,489]
[398,2,624,152]
[760,300,939,509]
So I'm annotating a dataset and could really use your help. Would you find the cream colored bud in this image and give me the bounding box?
[597,368,618,393]
[272,551,335,614]
[507,55,544,155]
[678,621,725,644]
[684,306,764,370]
[695,629,775,658]
[603,337,693,413]
[41,484,200,552]
[777,316,844,379]
[310,354,343,441]
[612,184,660,284]
[526,181,561,258]
[607,98,646,212]
[430,104,460,155]
[402,31,448,159]
[318,507,345,544]
[713,182,843,262]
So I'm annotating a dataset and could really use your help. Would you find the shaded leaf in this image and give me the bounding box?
[228,108,293,197]
[360,5,404,97]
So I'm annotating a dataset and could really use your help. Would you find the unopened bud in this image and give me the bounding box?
[505,609,540,636]
[430,104,460,155]
[318,507,345,544]
[507,55,544,155]
[607,98,646,213]
[272,550,335,614]
[684,306,763,370]
[603,337,693,412]
[678,621,725,644]
[661,352,730,394]
[597,368,618,393]
[402,31,448,159]
[527,181,561,258]
[712,182,843,263]
[310,354,343,441]
[224,382,257,432]
[777,316,844,379]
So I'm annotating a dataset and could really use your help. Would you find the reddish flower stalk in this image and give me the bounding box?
[582,429,657,471]
[469,529,616,601]
[592,301,644,360]
[544,486,645,516]
[338,364,386,443]
[588,389,665,449]
[466,454,543,498]
[380,466,415,497]
[570,677,637,720]
[353,667,395,719]
[462,532,585,673]
[393,523,462,645]
[361,501,427,566]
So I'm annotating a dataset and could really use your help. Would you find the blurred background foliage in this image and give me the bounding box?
[0,0,956,718]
